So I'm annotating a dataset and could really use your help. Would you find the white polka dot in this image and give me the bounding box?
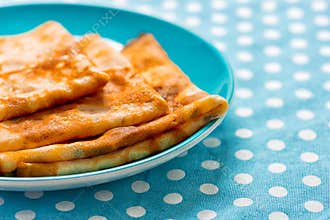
[210,26,227,36]
[267,139,286,151]
[296,110,315,120]
[268,211,289,220]
[15,210,36,220]
[211,0,227,10]
[298,129,317,141]
[302,175,321,187]
[235,88,253,99]
[266,119,284,129]
[131,180,150,193]
[163,193,183,204]
[266,97,284,108]
[162,0,177,10]
[126,206,146,218]
[236,51,253,62]
[236,69,253,80]
[295,88,313,99]
[293,71,310,81]
[290,39,307,49]
[287,7,304,19]
[261,1,277,11]
[320,46,330,56]
[235,107,253,117]
[185,16,201,27]
[323,81,330,91]
[264,29,281,40]
[200,183,219,195]
[111,0,127,7]
[264,62,282,73]
[286,0,300,3]
[161,12,176,21]
[300,152,319,163]
[236,7,252,18]
[136,5,153,14]
[237,36,254,46]
[24,191,44,199]
[94,190,113,201]
[304,201,324,212]
[234,173,253,184]
[203,137,221,148]
[167,169,185,181]
[265,80,283,90]
[197,210,217,220]
[0,197,4,206]
[292,54,309,64]
[236,22,253,33]
[233,198,253,207]
[211,13,227,23]
[311,0,328,11]
[322,63,330,73]
[55,201,75,212]
[314,15,329,26]
[268,186,288,197]
[317,30,330,41]
[326,101,330,110]
[201,160,220,170]
[88,216,107,220]
[235,129,253,138]
[288,22,306,33]
[262,15,278,25]
[214,41,226,51]
[235,149,254,160]
[268,163,287,173]
[185,2,202,13]
[264,46,281,56]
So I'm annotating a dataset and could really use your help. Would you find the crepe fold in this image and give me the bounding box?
[12,34,228,176]
[0,35,169,153]
[0,22,112,121]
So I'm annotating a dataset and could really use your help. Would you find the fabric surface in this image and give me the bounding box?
[0,0,329,219]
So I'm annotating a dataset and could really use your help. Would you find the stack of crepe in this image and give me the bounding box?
[0,21,228,177]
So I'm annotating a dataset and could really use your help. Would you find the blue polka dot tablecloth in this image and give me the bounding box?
[0,0,330,219]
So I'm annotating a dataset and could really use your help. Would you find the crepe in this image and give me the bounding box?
[17,107,222,177]
[0,35,169,152]
[0,21,75,74]
[4,34,228,176]
[0,23,114,121]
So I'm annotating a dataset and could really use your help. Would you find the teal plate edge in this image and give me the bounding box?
[0,3,234,188]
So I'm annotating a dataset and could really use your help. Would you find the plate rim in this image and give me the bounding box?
[0,2,235,182]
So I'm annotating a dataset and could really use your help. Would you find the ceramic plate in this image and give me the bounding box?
[0,3,234,191]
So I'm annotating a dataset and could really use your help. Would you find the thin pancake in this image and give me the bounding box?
[0,95,225,173]
[122,34,208,110]
[0,50,109,121]
[16,106,222,176]
[0,21,75,74]
[0,36,169,152]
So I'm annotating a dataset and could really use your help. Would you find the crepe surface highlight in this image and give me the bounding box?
[0,21,75,74]
[0,35,169,152]
[8,34,228,176]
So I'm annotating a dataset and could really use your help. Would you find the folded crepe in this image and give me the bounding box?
[11,34,228,176]
[0,22,111,121]
[0,35,169,153]
[0,21,74,74]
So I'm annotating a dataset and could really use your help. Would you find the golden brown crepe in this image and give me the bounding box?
[5,34,228,176]
[17,107,222,177]
[0,36,169,152]
[0,21,75,74]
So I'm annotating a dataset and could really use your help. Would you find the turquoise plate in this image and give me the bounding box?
[0,3,234,191]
